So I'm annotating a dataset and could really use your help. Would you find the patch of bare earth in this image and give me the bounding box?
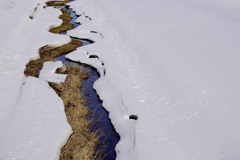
[50,66,100,159]
[24,1,101,159]
[46,0,71,6]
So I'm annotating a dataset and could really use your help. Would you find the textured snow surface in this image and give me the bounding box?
[1,0,240,159]
[39,61,67,84]
[0,77,72,160]
[0,0,70,123]
[66,0,240,159]
[0,0,72,159]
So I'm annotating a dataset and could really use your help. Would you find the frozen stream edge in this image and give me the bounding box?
[0,2,73,160]
[65,2,139,160]
[0,0,136,159]
[53,4,120,159]
[37,2,122,159]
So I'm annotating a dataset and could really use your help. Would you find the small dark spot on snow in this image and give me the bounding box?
[86,16,92,20]
[65,5,70,9]
[89,55,98,59]
[129,115,138,120]
[103,69,106,75]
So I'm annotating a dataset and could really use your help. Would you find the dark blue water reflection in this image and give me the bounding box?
[55,54,120,159]
[81,64,120,160]
[54,4,120,159]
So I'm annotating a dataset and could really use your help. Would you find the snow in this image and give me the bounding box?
[39,61,67,84]
[0,0,72,159]
[0,0,70,124]
[66,50,105,76]
[0,77,72,160]
[66,0,240,159]
[1,0,240,159]
[75,14,91,25]
[69,29,103,42]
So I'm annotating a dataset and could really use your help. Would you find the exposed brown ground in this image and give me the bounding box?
[46,0,71,6]
[50,66,100,160]
[24,39,82,78]
[24,1,101,159]
[49,8,74,34]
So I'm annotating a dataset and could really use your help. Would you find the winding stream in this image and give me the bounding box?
[54,3,120,160]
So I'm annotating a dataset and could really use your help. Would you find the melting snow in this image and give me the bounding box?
[39,61,67,84]
[1,0,240,159]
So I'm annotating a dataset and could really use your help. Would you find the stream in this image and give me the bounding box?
[54,3,120,160]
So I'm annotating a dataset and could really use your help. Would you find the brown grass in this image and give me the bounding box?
[24,2,102,159]
[29,6,38,20]
[59,8,72,22]
[46,0,71,6]
[24,57,55,77]
[50,23,74,34]
[25,4,82,77]
[50,66,100,160]
[24,39,82,78]
[39,39,82,58]
[49,8,74,34]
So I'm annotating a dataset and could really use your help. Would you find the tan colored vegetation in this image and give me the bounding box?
[24,39,82,77]
[46,0,71,6]
[59,8,72,22]
[25,3,82,77]
[39,39,82,58]
[49,8,74,34]
[48,66,99,159]
[25,1,103,159]
[29,6,38,20]
[24,57,55,77]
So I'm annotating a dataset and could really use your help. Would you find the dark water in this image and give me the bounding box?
[56,5,80,35]
[54,3,120,160]
[81,64,120,160]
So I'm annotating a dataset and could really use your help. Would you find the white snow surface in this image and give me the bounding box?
[0,0,72,159]
[39,61,67,84]
[66,0,240,160]
[0,0,70,123]
[0,77,72,160]
[1,0,240,159]
[75,14,91,25]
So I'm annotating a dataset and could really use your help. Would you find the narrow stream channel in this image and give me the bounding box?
[53,2,120,159]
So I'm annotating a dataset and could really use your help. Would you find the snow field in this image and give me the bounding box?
[0,0,72,159]
[2,0,240,159]
[65,0,240,159]
[0,77,72,160]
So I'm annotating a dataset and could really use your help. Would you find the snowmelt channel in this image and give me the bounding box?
[54,4,120,159]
